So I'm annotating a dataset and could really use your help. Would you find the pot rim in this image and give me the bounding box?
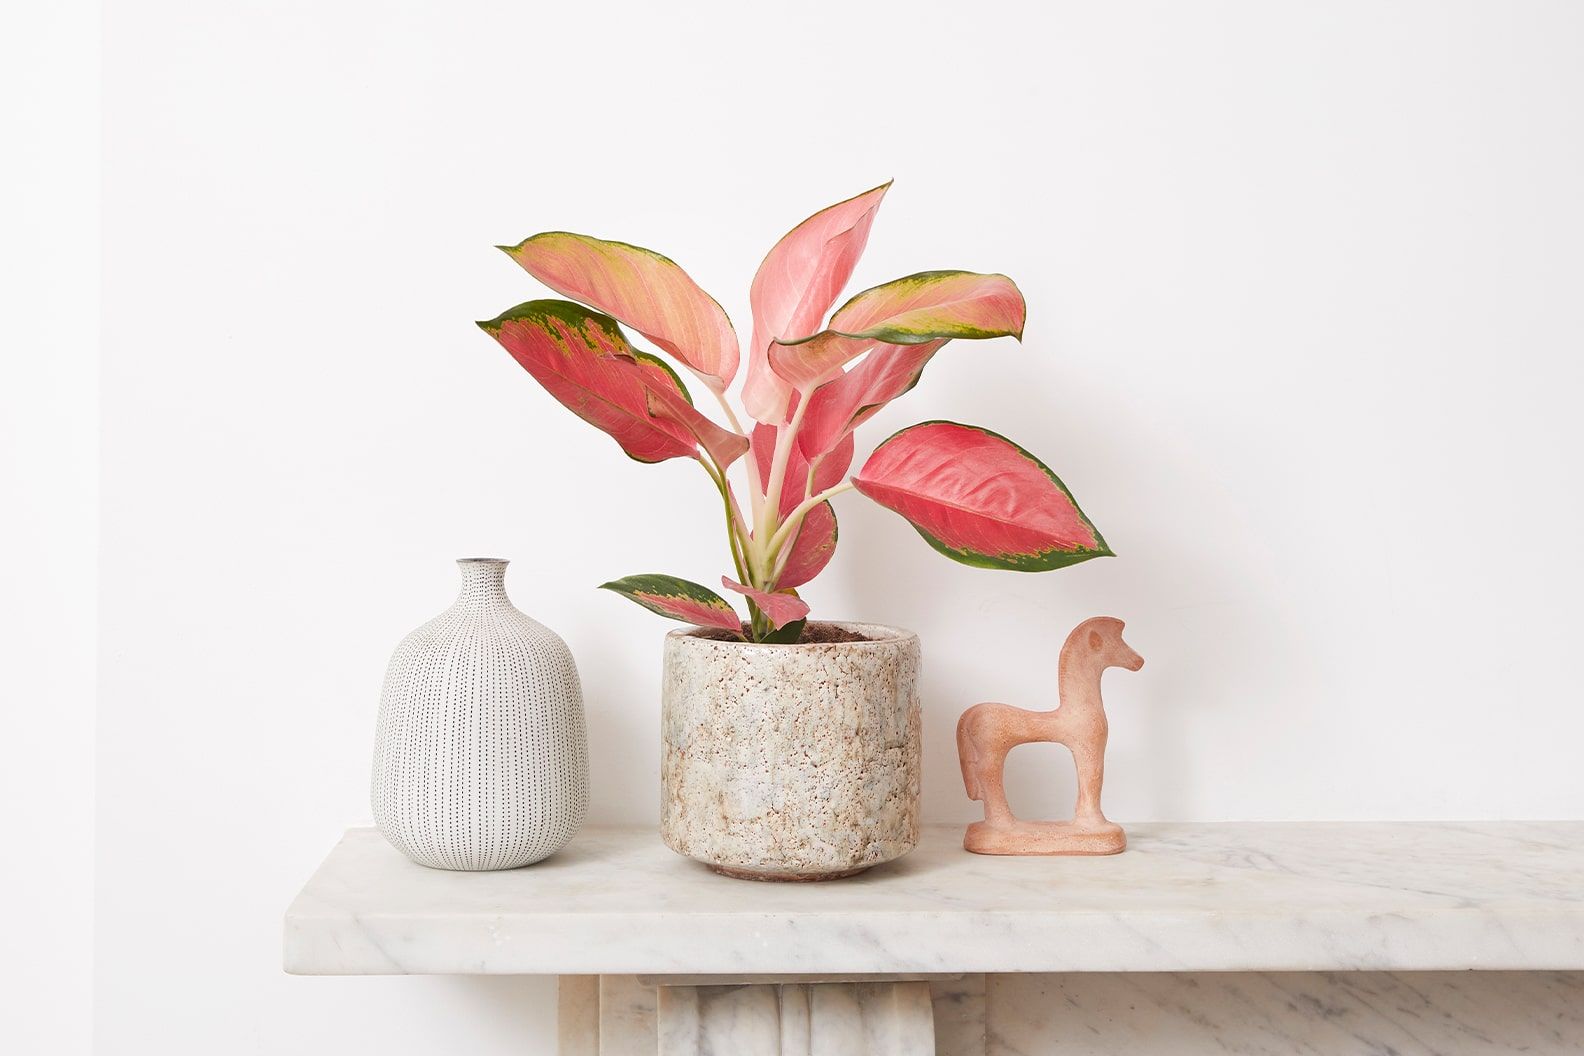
[667,620,917,649]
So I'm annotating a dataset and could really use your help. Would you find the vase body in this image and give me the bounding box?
[660,623,922,880]
[372,558,588,870]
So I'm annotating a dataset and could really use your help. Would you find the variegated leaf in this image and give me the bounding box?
[768,271,1025,394]
[643,383,749,469]
[599,573,743,636]
[503,232,739,391]
[796,340,944,460]
[479,300,702,464]
[720,577,810,630]
[743,182,891,422]
[853,421,1110,571]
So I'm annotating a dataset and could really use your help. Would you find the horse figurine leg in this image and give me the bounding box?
[977,745,1016,827]
[956,706,1016,826]
[1069,736,1109,828]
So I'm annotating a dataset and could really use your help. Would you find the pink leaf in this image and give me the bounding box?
[721,577,811,630]
[600,574,743,636]
[643,382,749,469]
[743,182,891,422]
[853,421,1111,571]
[775,501,837,590]
[769,271,1025,394]
[749,419,778,486]
[479,300,702,464]
[797,340,945,460]
[802,431,855,504]
[503,232,739,391]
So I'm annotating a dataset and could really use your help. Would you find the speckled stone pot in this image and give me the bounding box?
[660,622,922,881]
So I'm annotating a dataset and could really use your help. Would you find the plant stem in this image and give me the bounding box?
[710,386,747,435]
[700,457,750,585]
[765,397,809,514]
[804,452,824,501]
[765,479,855,559]
[712,386,765,529]
[754,396,810,585]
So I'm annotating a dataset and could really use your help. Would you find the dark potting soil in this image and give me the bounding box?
[694,623,875,644]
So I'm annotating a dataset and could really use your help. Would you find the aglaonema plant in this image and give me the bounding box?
[479,182,1111,643]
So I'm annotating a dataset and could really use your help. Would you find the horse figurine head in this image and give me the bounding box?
[1068,616,1144,676]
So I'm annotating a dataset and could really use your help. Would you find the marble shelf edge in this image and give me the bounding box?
[284,823,1584,977]
[283,912,1584,976]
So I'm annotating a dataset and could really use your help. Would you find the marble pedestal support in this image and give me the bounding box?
[559,971,1584,1055]
[558,975,979,1056]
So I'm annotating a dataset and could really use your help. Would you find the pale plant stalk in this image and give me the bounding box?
[761,451,830,584]
[805,453,824,501]
[699,457,750,585]
[767,479,854,559]
[754,396,810,574]
[700,379,852,628]
[711,386,765,530]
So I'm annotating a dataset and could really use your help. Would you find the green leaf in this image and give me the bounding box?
[760,618,807,644]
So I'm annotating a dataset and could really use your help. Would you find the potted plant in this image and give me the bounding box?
[479,182,1110,880]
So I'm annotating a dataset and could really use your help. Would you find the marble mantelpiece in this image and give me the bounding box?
[284,822,1584,976]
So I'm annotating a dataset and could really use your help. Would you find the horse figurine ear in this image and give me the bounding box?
[955,616,1143,856]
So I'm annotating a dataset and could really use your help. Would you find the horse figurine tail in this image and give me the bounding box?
[956,707,983,802]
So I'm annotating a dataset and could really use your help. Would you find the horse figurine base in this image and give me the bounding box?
[956,617,1143,857]
[964,818,1126,856]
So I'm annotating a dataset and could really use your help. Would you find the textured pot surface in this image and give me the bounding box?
[372,558,588,870]
[661,622,922,880]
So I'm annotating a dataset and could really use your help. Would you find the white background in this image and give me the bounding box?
[12,0,1577,1052]
[4,1,96,1053]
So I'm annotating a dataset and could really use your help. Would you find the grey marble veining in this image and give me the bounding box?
[985,971,1584,1055]
[284,823,1584,975]
[655,981,936,1056]
[657,983,779,1054]
[930,975,986,1056]
[598,976,982,1056]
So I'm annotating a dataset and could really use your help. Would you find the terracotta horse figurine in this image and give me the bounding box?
[956,617,1143,855]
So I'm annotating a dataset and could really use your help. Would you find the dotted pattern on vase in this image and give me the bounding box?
[372,559,588,870]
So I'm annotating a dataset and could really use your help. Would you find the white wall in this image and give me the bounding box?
[4,2,97,1053]
[99,1,1584,1053]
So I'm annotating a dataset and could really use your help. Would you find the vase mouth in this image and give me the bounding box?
[669,621,917,648]
[456,557,509,565]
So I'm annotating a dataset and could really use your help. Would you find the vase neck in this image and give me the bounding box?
[455,558,510,610]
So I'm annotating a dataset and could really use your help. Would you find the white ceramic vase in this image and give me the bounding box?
[372,558,588,870]
[660,623,922,880]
